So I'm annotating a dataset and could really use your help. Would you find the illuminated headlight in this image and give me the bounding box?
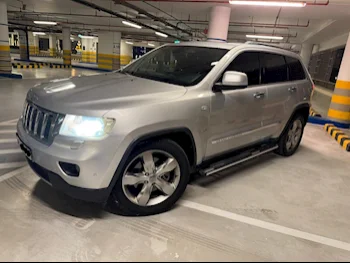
[59,115,115,139]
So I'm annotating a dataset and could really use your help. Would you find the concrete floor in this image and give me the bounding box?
[0,69,350,261]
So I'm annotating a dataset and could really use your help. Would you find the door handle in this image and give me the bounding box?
[254,92,265,99]
[288,86,297,92]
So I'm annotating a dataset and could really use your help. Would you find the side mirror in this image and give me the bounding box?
[214,71,248,91]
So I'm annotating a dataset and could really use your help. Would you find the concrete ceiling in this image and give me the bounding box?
[5,0,350,50]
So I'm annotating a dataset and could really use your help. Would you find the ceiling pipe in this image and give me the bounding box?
[70,0,187,40]
[113,0,193,36]
[8,11,309,30]
[125,0,330,5]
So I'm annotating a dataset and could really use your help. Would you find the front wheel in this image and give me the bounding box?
[275,115,305,157]
[107,139,190,216]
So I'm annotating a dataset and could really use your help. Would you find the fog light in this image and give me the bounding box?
[59,162,80,177]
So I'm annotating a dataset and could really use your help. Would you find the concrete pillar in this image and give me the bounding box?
[300,44,313,67]
[312,44,320,54]
[98,32,121,70]
[207,6,231,42]
[327,33,350,126]
[49,35,57,57]
[81,37,97,63]
[28,32,39,56]
[0,1,11,73]
[62,27,71,65]
[120,40,133,66]
[17,30,29,61]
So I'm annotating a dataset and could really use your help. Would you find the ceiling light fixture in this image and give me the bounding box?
[34,21,57,25]
[229,1,306,7]
[33,32,46,35]
[155,32,168,38]
[126,41,134,45]
[78,34,95,39]
[122,21,142,29]
[246,34,284,40]
[148,43,155,47]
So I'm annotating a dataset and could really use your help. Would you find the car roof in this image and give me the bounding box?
[166,41,300,59]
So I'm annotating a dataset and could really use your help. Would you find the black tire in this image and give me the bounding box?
[275,115,305,157]
[107,139,190,216]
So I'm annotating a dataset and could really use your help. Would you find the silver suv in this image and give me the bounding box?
[17,42,313,216]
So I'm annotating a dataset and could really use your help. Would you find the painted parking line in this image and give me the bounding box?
[0,149,22,155]
[0,139,17,144]
[180,200,350,252]
[0,130,16,134]
[0,162,27,170]
[0,166,28,183]
[0,119,18,126]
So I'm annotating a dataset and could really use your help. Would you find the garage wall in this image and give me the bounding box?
[120,40,133,66]
[319,32,348,52]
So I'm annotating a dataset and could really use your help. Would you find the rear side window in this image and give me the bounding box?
[260,53,288,84]
[285,56,306,81]
[225,52,260,86]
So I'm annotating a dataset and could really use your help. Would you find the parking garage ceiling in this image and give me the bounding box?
[5,0,350,50]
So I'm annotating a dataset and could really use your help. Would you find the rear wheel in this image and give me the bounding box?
[107,139,190,216]
[276,115,305,156]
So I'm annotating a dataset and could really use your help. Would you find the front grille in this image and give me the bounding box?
[22,101,64,145]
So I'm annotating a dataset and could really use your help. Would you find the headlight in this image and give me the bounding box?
[59,115,115,139]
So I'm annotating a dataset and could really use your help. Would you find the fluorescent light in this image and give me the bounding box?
[34,21,57,25]
[122,21,142,29]
[126,41,134,45]
[230,1,306,7]
[78,34,95,39]
[246,34,284,40]
[155,32,168,38]
[148,43,155,47]
[33,32,46,35]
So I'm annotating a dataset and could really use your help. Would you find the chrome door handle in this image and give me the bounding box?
[254,92,265,99]
[288,86,297,92]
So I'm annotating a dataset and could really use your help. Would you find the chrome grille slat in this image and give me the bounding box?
[40,113,48,139]
[22,101,64,145]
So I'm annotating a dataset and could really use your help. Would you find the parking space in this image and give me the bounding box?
[0,114,350,261]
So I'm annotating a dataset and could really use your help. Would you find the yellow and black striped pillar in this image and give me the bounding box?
[120,55,132,67]
[62,27,71,65]
[328,33,350,126]
[63,50,71,66]
[0,2,11,73]
[98,54,120,70]
[18,30,29,61]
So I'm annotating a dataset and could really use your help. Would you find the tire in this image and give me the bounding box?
[107,139,190,216]
[275,115,305,157]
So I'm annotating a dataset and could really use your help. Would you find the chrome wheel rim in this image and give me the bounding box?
[286,119,303,152]
[122,150,181,206]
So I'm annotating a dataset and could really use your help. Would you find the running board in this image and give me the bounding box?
[202,145,278,176]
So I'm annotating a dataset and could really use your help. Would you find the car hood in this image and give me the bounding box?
[27,73,187,117]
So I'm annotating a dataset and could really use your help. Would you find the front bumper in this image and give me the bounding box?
[17,118,131,199]
[26,158,110,202]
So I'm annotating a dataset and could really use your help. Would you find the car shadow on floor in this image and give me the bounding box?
[31,180,108,219]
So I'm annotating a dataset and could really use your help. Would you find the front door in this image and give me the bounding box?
[205,52,266,159]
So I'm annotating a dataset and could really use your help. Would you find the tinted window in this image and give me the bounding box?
[225,52,260,86]
[260,53,288,84]
[122,46,228,86]
[285,56,306,81]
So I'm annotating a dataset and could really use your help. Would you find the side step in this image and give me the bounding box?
[201,145,278,176]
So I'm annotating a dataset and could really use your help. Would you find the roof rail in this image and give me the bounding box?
[245,41,285,50]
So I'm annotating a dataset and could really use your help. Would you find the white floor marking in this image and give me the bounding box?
[0,149,22,154]
[0,138,17,143]
[0,130,16,134]
[0,166,29,183]
[0,162,27,170]
[0,119,18,126]
[180,200,350,252]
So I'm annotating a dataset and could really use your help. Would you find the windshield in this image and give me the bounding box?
[121,46,228,86]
